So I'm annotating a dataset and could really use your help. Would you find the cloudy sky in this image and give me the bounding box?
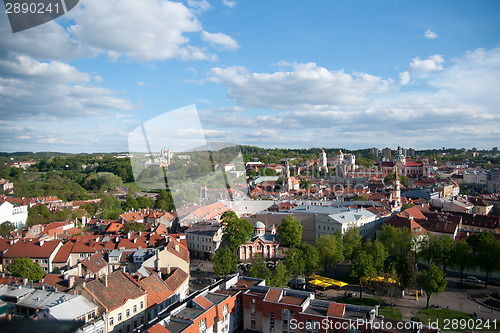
[0,0,499,153]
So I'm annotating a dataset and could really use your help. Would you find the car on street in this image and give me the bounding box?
[466,276,482,284]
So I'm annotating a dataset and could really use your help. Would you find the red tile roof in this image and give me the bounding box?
[84,270,146,312]
[194,295,213,310]
[80,252,108,273]
[327,302,345,318]
[146,323,171,333]
[52,241,73,263]
[264,288,282,302]
[163,268,189,293]
[105,222,124,233]
[4,239,61,259]
[136,272,173,308]
[383,216,427,236]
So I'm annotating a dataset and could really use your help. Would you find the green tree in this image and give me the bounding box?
[155,189,173,211]
[137,196,153,209]
[248,256,271,281]
[400,251,417,291]
[284,247,305,288]
[316,234,344,276]
[220,211,254,251]
[350,250,376,299]
[364,239,388,272]
[298,243,320,277]
[419,264,447,309]
[299,179,312,190]
[278,215,303,247]
[0,221,15,236]
[8,257,45,282]
[99,193,121,211]
[450,241,473,285]
[475,232,500,288]
[123,193,140,212]
[123,221,146,233]
[211,246,238,276]
[343,227,362,262]
[95,172,123,191]
[268,261,291,288]
[81,202,99,217]
[432,234,455,273]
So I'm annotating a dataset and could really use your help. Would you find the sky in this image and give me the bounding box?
[0,0,499,153]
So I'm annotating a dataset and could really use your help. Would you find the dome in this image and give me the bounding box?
[254,221,265,229]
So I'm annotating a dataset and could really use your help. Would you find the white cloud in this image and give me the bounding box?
[202,47,500,149]
[208,62,394,109]
[0,18,87,61]
[0,54,90,83]
[222,0,237,8]
[0,54,135,121]
[202,31,239,50]
[409,54,444,72]
[425,29,438,39]
[399,71,411,85]
[67,0,220,62]
[186,0,212,13]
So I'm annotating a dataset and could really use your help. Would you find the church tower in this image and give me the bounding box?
[319,149,328,178]
[284,160,292,192]
[392,166,401,207]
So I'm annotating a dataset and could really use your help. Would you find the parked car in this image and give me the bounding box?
[466,276,482,284]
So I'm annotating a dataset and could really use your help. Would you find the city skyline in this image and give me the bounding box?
[1,1,499,153]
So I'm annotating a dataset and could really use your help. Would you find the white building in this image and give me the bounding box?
[0,200,28,228]
[290,205,378,238]
[186,221,223,259]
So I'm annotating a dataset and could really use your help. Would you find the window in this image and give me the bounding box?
[109,316,114,326]
[133,305,137,313]
[134,320,137,329]
[250,298,256,315]
[251,319,256,329]
[140,301,144,309]
[118,313,122,322]
[270,312,275,330]
[199,318,207,333]
[126,309,130,318]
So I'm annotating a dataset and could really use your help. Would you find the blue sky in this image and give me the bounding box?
[0,0,499,153]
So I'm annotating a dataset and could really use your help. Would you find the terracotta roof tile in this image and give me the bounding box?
[4,239,61,259]
[84,270,146,311]
[136,272,173,307]
[327,302,345,318]
[163,268,188,293]
[194,295,213,310]
[264,288,282,302]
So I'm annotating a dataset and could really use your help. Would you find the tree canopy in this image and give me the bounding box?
[8,257,45,282]
[211,246,238,276]
[220,211,254,251]
[419,264,447,309]
[278,215,303,248]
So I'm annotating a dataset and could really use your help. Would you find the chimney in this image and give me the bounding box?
[39,240,44,246]
[127,232,131,239]
[167,264,171,274]
[104,274,108,287]
[68,276,75,289]
[23,278,28,286]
